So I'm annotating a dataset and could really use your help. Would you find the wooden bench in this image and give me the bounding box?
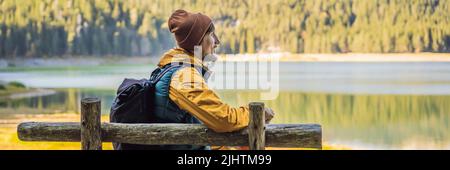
[17,97,322,150]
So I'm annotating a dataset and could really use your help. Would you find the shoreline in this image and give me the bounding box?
[0,56,154,68]
[0,88,56,99]
[219,53,450,62]
[7,88,56,99]
[1,53,450,69]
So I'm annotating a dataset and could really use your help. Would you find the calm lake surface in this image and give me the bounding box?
[1,62,450,149]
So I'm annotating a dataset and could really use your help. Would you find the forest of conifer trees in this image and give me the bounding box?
[0,0,449,58]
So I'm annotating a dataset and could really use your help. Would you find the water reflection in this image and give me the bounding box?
[220,91,450,149]
[1,88,448,149]
[0,88,114,116]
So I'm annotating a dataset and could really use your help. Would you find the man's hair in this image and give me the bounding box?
[206,24,215,34]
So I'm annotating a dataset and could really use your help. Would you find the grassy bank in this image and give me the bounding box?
[0,113,112,150]
[0,127,113,150]
[0,81,28,97]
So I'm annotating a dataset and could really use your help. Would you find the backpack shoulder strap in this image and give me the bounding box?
[149,65,182,85]
[149,62,207,85]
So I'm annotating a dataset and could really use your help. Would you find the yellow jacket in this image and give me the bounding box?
[157,48,249,133]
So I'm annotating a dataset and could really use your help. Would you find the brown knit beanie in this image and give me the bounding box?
[168,9,213,53]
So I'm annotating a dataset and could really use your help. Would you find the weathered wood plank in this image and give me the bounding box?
[248,102,265,150]
[80,98,102,150]
[17,122,81,141]
[17,122,322,148]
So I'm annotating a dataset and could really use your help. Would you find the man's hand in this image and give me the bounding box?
[264,107,275,124]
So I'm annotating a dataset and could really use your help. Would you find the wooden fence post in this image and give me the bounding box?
[81,98,102,150]
[248,102,265,150]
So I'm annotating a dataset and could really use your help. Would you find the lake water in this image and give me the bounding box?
[1,62,450,149]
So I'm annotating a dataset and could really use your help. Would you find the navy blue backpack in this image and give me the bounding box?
[109,65,180,149]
